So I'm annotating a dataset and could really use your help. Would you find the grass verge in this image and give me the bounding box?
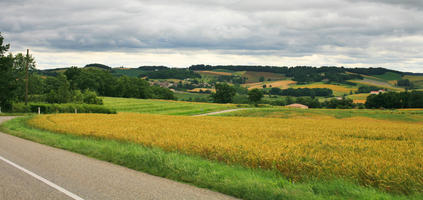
[1,116,420,200]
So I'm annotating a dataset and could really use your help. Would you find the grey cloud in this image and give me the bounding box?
[1,0,423,70]
[348,0,423,10]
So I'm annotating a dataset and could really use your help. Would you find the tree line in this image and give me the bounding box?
[366,91,423,109]
[189,65,371,84]
[0,33,175,111]
[268,87,333,97]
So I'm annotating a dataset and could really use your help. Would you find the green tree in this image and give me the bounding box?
[0,33,17,111]
[248,89,263,106]
[82,89,103,105]
[13,53,36,101]
[45,74,72,103]
[211,83,236,103]
[64,66,82,90]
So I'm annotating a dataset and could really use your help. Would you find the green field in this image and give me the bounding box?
[173,92,211,102]
[374,72,403,81]
[404,75,423,89]
[216,107,423,122]
[350,79,402,91]
[102,97,235,115]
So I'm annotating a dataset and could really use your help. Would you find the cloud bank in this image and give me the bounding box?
[1,0,422,72]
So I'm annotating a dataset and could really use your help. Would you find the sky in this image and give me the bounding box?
[1,0,423,72]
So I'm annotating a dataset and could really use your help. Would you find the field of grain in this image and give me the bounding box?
[292,83,357,95]
[187,88,216,93]
[241,71,286,83]
[29,113,423,194]
[347,93,370,104]
[196,71,233,76]
[102,97,235,115]
[243,80,296,90]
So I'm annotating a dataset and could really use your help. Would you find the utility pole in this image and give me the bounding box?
[25,49,29,105]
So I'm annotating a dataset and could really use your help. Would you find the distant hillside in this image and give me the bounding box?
[36,67,70,76]
[138,66,169,71]
[36,64,423,90]
[84,63,111,70]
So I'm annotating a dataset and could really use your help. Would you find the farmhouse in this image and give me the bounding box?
[286,104,309,109]
[370,90,385,95]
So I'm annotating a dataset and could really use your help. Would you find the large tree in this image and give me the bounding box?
[211,83,236,103]
[0,33,16,111]
[13,52,37,101]
[248,88,263,106]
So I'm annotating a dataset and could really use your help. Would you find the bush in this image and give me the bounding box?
[324,98,354,109]
[82,89,103,105]
[11,103,31,113]
[232,95,249,104]
[269,100,286,106]
[12,103,116,114]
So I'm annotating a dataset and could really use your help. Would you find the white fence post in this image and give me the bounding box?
[38,107,40,115]
[75,108,77,114]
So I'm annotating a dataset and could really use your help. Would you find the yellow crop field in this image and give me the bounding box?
[347,93,369,104]
[29,113,423,194]
[196,71,233,76]
[187,88,216,93]
[292,83,357,94]
[243,80,296,90]
[353,99,366,104]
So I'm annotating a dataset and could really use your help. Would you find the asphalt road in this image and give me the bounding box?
[0,116,237,200]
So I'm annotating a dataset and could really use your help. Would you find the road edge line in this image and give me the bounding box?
[0,155,84,200]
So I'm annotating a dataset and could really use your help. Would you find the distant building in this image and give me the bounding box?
[286,104,309,109]
[370,90,385,95]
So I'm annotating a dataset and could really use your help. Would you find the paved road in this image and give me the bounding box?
[0,116,237,200]
[194,108,249,116]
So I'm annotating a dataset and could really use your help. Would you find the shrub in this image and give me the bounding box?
[11,103,31,113]
[12,103,116,114]
[82,89,103,105]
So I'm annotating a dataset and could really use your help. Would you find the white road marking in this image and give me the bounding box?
[0,155,84,200]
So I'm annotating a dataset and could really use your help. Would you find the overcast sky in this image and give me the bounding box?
[1,0,423,72]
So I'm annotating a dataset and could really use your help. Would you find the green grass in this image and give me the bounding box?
[374,72,403,81]
[0,113,27,116]
[350,79,403,91]
[174,92,211,102]
[1,116,419,200]
[412,80,423,89]
[216,107,423,122]
[102,97,236,115]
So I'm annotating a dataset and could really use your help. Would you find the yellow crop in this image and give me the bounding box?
[188,88,216,93]
[196,71,233,76]
[243,80,296,90]
[29,113,423,194]
[293,83,357,93]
